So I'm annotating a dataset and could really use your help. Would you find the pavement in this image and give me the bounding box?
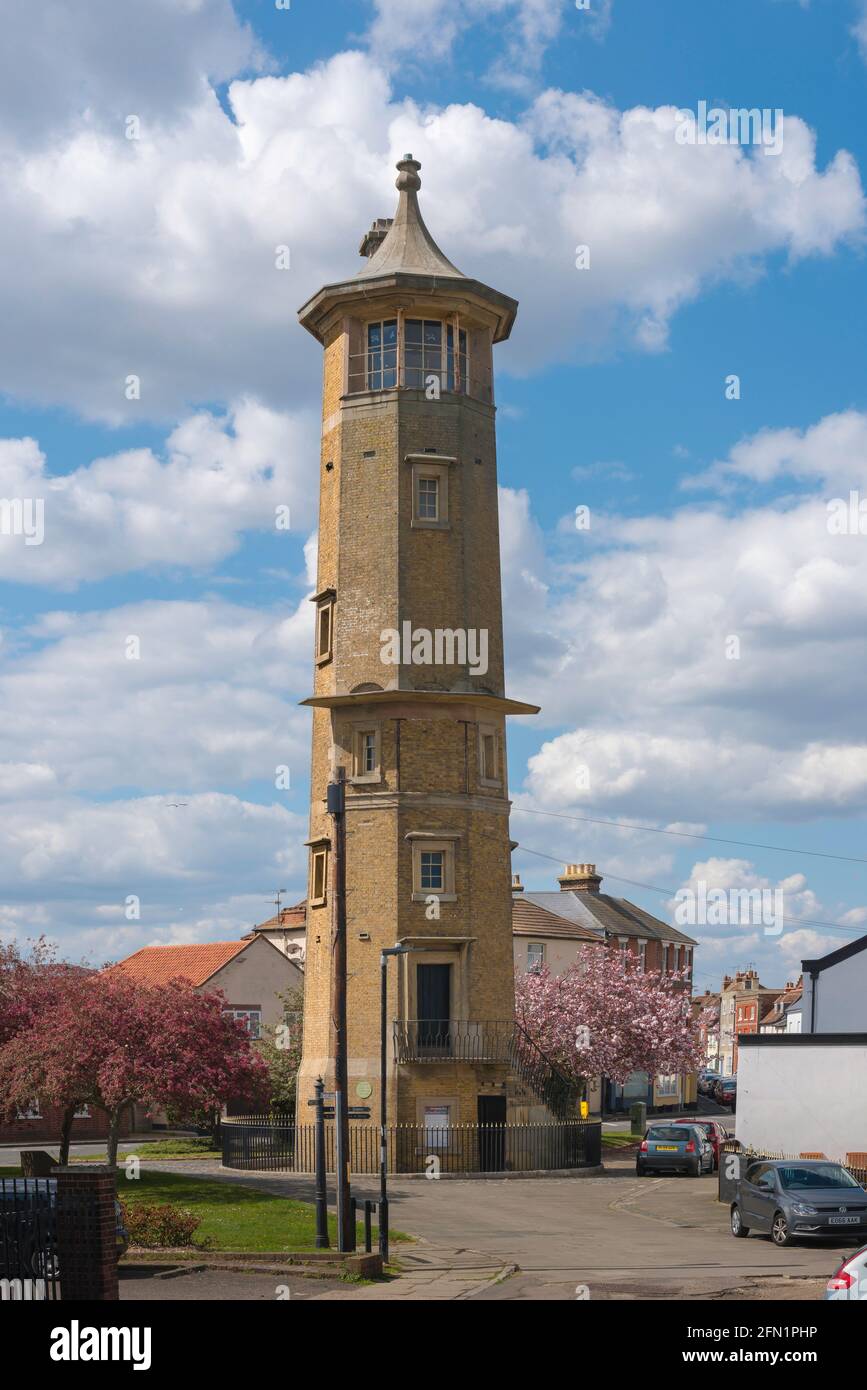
[127,1149,851,1302]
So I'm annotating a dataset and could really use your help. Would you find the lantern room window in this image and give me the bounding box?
[363,318,469,394]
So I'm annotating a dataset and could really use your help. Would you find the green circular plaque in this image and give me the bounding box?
[356,1081,373,1099]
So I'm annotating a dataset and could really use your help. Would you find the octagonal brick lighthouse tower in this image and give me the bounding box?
[295,155,543,1150]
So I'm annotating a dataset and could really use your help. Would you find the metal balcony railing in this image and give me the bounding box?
[393,1020,582,1119]
[393,1019,511,1063]
[346,352,494,405]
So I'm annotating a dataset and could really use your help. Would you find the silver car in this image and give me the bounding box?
[731,1160,867,1247]
[825,1244,867,1300]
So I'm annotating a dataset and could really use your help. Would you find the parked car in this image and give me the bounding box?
[672,1118,728,1168]
[715,1078,737,1109]
[699,1071,721,1095]
[0,1178,129,1278]
[825,1244,867,1300]
[636,1123,714,1177]
[730,1160,867,1247]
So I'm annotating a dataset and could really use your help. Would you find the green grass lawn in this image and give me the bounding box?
[74,1137,222,1162]
[601,1129,641,1149]
[1,1165,409,1253]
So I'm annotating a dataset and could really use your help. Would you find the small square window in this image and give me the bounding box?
[409,837,457,902]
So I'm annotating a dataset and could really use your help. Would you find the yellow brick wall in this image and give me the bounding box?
[297,302,528,1130]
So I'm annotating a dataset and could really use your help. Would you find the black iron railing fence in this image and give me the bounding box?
[222,1118,601,1174]
[393,1019,582,1120]
[0,1178,60,1301]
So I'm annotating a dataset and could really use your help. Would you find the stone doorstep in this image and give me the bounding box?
[126,1249,383,1279]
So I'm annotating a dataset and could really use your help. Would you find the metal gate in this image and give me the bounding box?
[0,1178,60,1301]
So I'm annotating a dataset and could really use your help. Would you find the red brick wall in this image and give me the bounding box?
[0,1104,135,1146]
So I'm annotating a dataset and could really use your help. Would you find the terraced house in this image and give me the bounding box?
[513,864,699,1114]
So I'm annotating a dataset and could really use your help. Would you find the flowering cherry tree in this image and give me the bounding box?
[515,945,706,1090]
[0,966,268,1165]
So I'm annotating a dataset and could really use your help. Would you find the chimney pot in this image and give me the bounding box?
[511,874,524,893]
[557,862,602,893]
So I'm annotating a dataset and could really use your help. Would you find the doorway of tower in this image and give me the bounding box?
[477,1095,507,1172]
[416,963,451,1056]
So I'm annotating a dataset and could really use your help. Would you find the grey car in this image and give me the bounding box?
[731,1159,867,1247]
[636,1123,714,1177]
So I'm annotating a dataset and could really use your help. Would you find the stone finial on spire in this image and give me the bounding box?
[355,153,464,280]
[395,154,422,193]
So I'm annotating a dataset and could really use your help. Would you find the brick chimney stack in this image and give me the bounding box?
[358,217,394,258]
[558,863,602,893]
[511,874,524,893]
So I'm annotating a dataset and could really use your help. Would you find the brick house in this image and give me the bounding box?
[0,937,303,1145]
[113,936,303,1040]
[717,970,783,1075]
[243,900,307,966]
[512,865,700,1114]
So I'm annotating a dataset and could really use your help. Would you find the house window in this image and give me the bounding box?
[638,940,647,972]
[225,1008,262,1040]
[618,936,629,958]
[16,1101,41,1120]
[407,455,451,530]
[657,1074,678,1098]
[417,476,439,520]
[74,1105,91,1119]
[527,942,545,972]
[478,724,501,787]
[351,725,381,783]
[409,836,457,902]
[662,943,670,974]
[683,946,692,976]
[310,845,329,906]
[367,319,398,390]
[672,945,680,972]
[420,851,444,891]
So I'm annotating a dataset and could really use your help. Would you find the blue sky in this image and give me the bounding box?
[1,0,867,992]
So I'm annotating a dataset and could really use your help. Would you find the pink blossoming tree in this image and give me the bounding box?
[515,945,706,1093]
[0,966,268,1165]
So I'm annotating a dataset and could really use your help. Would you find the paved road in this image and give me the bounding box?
[140,1155,849,1300]
[119,1265,345,1301]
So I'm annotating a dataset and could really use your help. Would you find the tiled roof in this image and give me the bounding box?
[112,940,253,988]
[512,896,601,942]
[253,901,307,933]
[521,891,698,947]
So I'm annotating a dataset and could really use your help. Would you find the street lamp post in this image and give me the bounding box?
[380,945,410,1262]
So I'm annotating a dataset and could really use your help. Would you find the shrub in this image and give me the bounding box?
[121,1201,202,1248]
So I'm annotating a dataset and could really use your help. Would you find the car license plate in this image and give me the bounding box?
[655,1145,677,1151]
[829,1215,860,1225]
